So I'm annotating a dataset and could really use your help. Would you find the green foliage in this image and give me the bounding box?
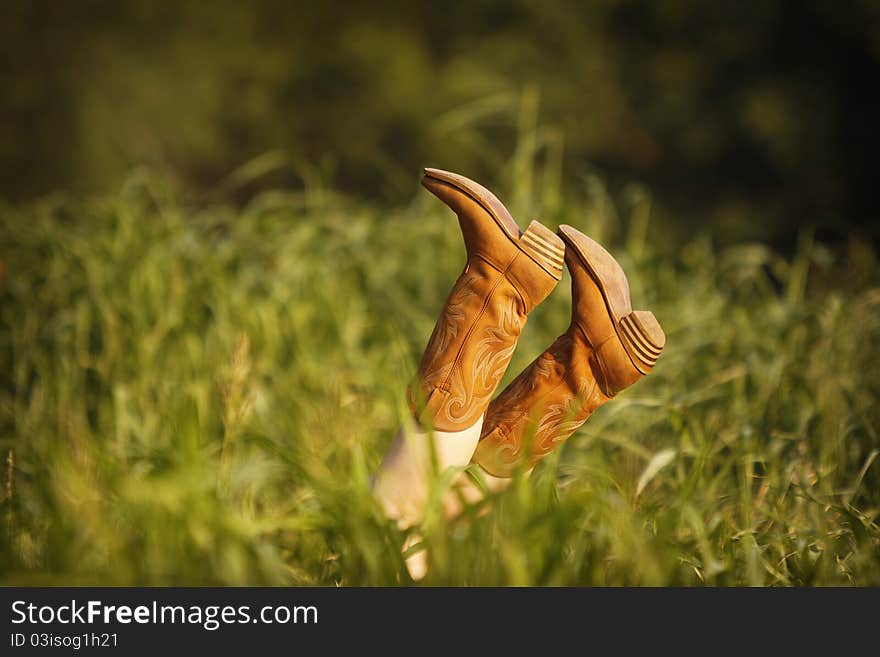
[3,0,878,242]
[1,164,878,586]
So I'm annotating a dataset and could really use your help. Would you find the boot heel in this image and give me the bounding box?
[518,220,565,280]
[618,310,665,373]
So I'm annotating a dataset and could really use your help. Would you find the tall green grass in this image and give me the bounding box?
[1,165,878,585]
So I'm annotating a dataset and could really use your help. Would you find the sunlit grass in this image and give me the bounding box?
[1,166,878,586]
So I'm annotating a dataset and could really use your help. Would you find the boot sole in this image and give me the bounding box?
[557,225,664,373]
[423,168,563,279]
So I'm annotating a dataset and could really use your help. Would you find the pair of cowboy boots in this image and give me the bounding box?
[411,167,665,479]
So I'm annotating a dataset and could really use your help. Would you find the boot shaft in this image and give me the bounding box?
[472,327,609,476]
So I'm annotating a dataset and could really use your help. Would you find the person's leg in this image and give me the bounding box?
[441,464,515,520]
[372,418,484,580]
[373,417,484,528]
[372,169,564,576]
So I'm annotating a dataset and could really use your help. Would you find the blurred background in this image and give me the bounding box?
[1,0,879,586]
[3,0,879,245]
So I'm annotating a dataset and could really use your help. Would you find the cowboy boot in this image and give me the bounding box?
[373,169,563,545]
[471,224,665,477]
[410,168,565,432]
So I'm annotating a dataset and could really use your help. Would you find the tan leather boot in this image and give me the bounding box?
[411,168,565,432]
[471,224,665,476]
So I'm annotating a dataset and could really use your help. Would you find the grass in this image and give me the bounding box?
[1,165,878,586]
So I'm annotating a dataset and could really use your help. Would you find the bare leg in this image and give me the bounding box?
[442,467,514,520]
[372,417,483,578]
